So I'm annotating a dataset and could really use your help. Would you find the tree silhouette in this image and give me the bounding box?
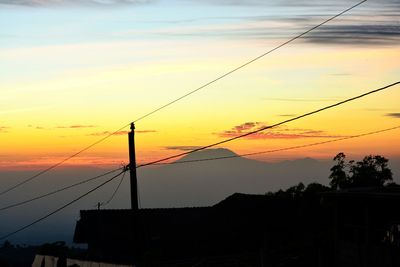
[286,182,305,197]
[304,182,331,194]
[350,155,393,187]
[329,152,349,190]
[329,153,393,189]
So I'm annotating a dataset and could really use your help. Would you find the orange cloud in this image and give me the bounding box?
[216,122,347,140]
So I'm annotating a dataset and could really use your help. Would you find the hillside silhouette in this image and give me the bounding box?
[137,149,333,208]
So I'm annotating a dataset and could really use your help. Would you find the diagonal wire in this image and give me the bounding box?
[0,167,123,212]
[5,125,396,212]
[100,170,126,207]
[0,169,126,241]
[0,124,130,197]
[0,0,366,196]
[148,126,400,166]
[132,0,367,123]
[136,81,400,168]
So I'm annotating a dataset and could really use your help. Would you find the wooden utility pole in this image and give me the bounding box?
[128,122,139,210]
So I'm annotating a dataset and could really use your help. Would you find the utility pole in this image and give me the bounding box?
[128,122,139,210]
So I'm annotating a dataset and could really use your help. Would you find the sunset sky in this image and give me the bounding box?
[1,0,399,170]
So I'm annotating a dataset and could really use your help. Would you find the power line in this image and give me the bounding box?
[99,170,126,207]
[6,81,395,212]
[0,167,124,212]
[5,125,396,212]
[149,126,400,166]
[0,169,126,241]
[0,0,366,196]
[131,0,366,123]
[0,124,130,197]
[1,86,396,240]
[136,81,400,168]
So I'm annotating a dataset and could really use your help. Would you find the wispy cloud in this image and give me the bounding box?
[0,155,126,170]
[7,0,398,48]
[136,130,158,133]
[216,122,346,140]
[164,146,204,151]
[158,2,400,47]
[277,114,296,117]
[29,124,96,130]
[56,125,96,129]
[0,126,9,133]
[263,97,342,102]
[0,0,152,7]
[88,130,129,136]
[385,113,400,118]
[305,24,400,46]
[328,73,352,76]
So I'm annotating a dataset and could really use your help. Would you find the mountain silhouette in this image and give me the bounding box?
[1,150,398,245]
[134,148,332,208]
[175,148,239,162]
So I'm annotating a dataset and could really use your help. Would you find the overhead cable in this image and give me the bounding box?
[150,126,400,166]
[0,0,366,196]
[0,169,126,241]
[137,81,400,168]
[0,167,124,212]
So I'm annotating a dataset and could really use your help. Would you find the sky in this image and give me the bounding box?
[1,0,400,170]
[0,0,400,245]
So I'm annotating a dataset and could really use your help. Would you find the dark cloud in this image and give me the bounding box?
[179,0,350,7]
[305,24,400,46]
[386,113,400,118]
[159,1,400,47]
[164,146,204,151]
[216,122,346,140]
[2,0,399,49]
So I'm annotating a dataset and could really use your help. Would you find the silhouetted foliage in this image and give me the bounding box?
[266,182,331,198]
[304,182,331,194]
[329,152,349,190]
[286,182,305,197]
[350,155,393,187]
[329,153,393,189]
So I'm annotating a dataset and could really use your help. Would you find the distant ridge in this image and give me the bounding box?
[175,148,239,162]
[137,148,334,208]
